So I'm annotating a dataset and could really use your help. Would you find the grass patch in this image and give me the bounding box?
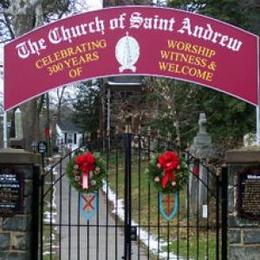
[165,232,216,259]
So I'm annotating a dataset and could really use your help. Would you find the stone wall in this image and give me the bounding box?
[226,149,260,260]
[0,149,40,260]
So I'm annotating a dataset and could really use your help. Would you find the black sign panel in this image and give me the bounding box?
[38,141,47,154]
[237,167,260,220]
[0,167,23,216]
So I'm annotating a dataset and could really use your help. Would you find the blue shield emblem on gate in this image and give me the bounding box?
[80,192,98,221]
[159,191,179,222]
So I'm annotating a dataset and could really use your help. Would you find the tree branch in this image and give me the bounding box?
[3,12,14,39]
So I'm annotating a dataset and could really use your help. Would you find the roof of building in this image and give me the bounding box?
[58,109,83,132]
[58,120,82,132]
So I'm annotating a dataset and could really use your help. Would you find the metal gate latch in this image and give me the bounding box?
[130,226,137,241]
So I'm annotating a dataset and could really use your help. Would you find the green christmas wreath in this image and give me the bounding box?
[146,151,189,193]
[66,151,107,193]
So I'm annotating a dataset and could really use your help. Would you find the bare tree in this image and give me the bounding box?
[0,0,71,149]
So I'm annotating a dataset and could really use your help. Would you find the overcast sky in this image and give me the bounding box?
[84,0,103,10]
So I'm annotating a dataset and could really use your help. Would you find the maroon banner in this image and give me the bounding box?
[4,6,259,110]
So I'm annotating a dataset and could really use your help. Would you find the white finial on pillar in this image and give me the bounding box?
[15,108,23,139]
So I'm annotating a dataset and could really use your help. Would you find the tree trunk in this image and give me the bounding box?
[10,1,41,150]
[56,87,66,125]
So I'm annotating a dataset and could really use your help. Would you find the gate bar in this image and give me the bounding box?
[124,132,132,260]
[32,166,40,260]
[257,105,260,145]
[40,173,45,260]
[221,166,228,260]
[216,170,220,260]
[257,38,260,146]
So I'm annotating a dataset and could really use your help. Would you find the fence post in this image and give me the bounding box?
[216,170,220,260]
[31,166,40,259]
[39,170,45,260]
[221,165,228,260]
[124,132,132,260]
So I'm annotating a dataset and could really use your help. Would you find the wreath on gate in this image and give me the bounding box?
[146,150,189,193]
[66,151,107,193]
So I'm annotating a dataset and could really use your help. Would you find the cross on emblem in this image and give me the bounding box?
[82,194,95,212]
[164,194,173,215]
[159,192,179,221]
[80,192,98,221]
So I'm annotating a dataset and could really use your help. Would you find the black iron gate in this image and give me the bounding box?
[39,133,227,260]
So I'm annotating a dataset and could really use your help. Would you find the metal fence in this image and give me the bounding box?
[39,133,227,260]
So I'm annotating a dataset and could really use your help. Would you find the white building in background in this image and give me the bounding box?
[56,121,84,153]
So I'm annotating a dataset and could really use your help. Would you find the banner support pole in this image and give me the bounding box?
[3,111,8,148]
[257,37,260,146]
[257,105,260,146]
[1,53,7,148]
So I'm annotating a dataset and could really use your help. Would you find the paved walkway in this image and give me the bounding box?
[51,160,147,260]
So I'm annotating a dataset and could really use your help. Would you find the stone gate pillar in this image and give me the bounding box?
[225,148,260,260]
[0,149,40,260]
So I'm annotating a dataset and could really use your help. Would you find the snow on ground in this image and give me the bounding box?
[102,181,181,260]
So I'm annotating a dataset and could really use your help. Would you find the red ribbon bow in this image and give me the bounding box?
[75,152,95,189]
[158,151,180,189]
